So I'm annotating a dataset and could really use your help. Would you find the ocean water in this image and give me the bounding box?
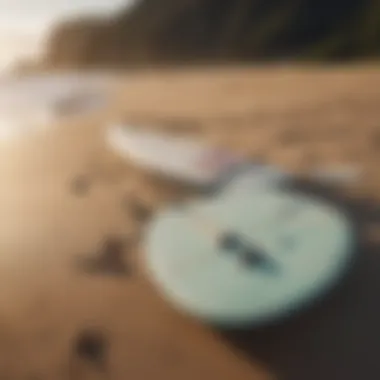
[0,73,111,142]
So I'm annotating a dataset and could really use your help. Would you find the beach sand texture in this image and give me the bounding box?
[0,65,380,380]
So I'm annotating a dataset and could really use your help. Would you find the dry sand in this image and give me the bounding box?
[0,65,379,380]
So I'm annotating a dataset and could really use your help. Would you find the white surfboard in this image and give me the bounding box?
[106,123,362,195]
[106,124,290,190]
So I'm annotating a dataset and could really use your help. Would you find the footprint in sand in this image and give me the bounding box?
[75,236,131,277]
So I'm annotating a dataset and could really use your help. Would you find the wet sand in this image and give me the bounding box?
[0,65,380,379]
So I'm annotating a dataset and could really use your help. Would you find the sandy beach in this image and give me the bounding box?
[0,65,380,379]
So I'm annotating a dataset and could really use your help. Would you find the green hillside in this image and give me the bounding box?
[43,0,380,68]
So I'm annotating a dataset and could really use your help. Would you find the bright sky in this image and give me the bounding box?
[0,0,132,71]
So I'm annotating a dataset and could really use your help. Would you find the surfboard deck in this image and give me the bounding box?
[144,188,355,327]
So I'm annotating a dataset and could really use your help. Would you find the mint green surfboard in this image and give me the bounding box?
[144,188,355,327]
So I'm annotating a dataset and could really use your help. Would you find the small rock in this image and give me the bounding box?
[74,329,108,370]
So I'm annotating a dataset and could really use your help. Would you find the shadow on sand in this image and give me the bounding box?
[218,181,380,380]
